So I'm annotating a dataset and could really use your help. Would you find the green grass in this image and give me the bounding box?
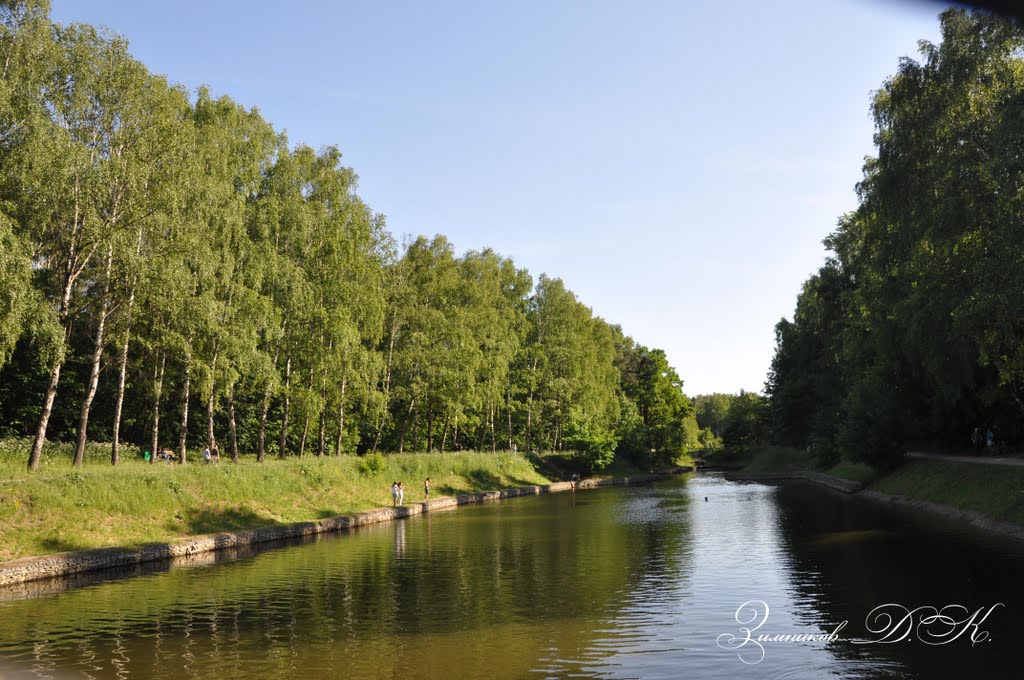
[735,446,814,472]
[702,445,814,472]
[871,460,1024,527]
[705,444,1023,529]
[0,436,146,473]
[701,446,875,484]
[825,461,877,484]
[0,439,551,561]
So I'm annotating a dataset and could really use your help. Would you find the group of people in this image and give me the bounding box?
[145,446,220,463]
[391,477,431,506]
[971,426,1004,454]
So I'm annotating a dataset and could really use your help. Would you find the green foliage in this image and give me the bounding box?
[836,369,904,471]
[565,420,619,472]
[0,218,32,366]
[692,393,734,439]
[613,329,694,465]
[691,391,766,451]
[720,391,767,450]
[613,396,647,459]
[0,2,693,477]
[357,452,387,476]
[766,8,1024,469]
[697,427,721,450]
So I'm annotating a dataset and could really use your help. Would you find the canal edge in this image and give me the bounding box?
[724,470,1024,543]
[0,468,691,589]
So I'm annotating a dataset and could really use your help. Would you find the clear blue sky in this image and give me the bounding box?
[50,0,946,396]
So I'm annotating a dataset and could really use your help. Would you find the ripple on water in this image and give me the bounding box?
[0,477,1022,679]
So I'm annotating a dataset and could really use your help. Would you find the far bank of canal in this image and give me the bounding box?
[1,472,1022,679]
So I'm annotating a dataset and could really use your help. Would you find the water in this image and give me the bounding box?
[0,473,1021,679]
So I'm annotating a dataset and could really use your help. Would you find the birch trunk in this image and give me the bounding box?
[150,354,165,464]
[73,245,115,467]
[278,355,292,458]
[228,387,239,462]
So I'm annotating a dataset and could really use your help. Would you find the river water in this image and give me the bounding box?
[0,473,1021,679]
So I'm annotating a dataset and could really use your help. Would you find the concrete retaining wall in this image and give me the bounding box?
[0,470,686,589]
[858,489,1024,542]
[726,470,1024,543]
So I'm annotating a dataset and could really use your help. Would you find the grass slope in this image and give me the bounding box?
[872,460,1024,527]
[704,445,876,484]
[0,439,549,562]
[708,445,1024,529]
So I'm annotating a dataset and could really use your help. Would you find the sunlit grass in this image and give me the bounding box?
[0,439,550,561]
[872,460,1024,527]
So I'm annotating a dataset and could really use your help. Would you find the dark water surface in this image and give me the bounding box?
[1,473,1022,679]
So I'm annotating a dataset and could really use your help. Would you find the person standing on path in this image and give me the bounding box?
[397,481,405,506]
[424,477,431,499]
[391,481,400,507]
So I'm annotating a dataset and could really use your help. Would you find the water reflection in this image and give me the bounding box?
[770,482,1024,679]
[0,475,1021,678]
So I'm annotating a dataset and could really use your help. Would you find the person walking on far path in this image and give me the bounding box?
[397,481,405,506]
[424,477,431,499]
[392,481,400,507]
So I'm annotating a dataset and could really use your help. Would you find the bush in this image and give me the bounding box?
[837,371,904,471]
[357,452,387,476]
[566,421,618,473]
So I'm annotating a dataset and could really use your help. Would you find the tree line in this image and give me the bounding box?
[765,9,1024,469]
[0,1,704,470]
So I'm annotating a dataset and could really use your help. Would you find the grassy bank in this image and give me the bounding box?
[703,445,877,484]
[871,460,1024,527]
[0,440,551,562]
[711,445,1024,529]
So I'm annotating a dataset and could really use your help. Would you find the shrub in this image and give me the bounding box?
[357,452,387,476]
[566,421,618,473]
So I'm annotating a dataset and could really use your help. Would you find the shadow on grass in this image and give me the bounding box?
[38,537,89,554]
[464,468,503,491]
[181,506,276,534]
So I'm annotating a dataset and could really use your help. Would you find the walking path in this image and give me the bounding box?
[906,451,1024,467]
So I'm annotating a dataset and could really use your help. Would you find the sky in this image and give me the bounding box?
[50,0,947,396]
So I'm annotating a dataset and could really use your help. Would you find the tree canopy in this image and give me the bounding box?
[765,8,1024,469]
[0,2,697,471]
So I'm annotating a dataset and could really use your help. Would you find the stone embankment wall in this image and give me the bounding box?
[0,470,687,589]
[726,469,1024,543]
